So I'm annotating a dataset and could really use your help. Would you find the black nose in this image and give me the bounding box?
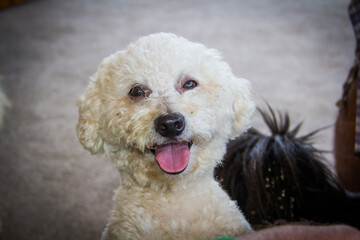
[155,113,185,137]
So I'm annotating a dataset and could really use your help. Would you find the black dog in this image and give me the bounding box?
[215,106,360,229]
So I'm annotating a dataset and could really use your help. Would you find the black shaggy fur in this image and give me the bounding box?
[215,106,360,229]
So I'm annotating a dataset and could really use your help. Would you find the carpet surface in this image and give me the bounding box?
[0,0,354,239]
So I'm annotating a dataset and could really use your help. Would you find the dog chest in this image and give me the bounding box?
[104,182,251,239]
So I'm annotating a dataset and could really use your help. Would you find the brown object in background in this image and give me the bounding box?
[334,66,360,192]
[0,0,31,10]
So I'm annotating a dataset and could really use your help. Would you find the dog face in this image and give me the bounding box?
[77,33,254,185]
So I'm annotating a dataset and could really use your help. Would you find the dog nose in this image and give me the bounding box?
[155,113,185,137]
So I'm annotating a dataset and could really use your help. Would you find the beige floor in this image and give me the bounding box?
[0,0,354,239]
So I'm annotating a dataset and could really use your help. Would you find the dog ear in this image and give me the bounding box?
[230,77,256,139]
[76,77,104,154]
[76,51,126,154]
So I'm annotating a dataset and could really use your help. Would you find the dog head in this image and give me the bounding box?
[77,33,254,187]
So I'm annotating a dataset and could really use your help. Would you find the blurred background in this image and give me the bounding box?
[0,0,354,239]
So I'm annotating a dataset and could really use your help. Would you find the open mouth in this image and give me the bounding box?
[151,141,193,174]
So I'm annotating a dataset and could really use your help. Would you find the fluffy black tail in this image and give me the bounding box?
[215,106,360,229]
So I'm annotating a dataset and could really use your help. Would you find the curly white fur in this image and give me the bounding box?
[77,33,255,240]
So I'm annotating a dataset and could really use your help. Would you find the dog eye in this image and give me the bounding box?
[182,80,198,90]
[129,86,145,98]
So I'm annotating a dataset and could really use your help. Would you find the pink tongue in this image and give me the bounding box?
[155,142,190,174]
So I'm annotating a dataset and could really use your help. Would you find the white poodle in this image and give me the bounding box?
[77,33,254,240]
